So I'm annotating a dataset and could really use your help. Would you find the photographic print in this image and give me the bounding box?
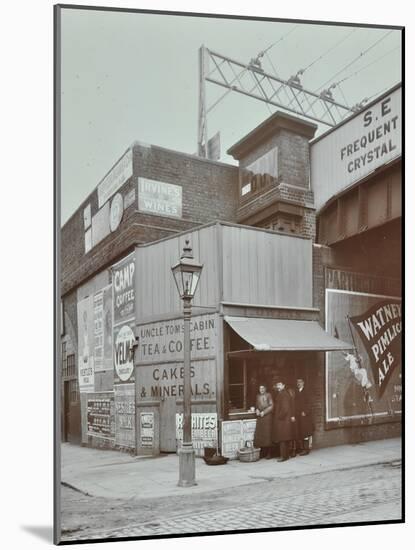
[55,4,403,544]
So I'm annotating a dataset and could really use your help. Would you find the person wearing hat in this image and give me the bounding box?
[295,378,314,456]
[271,380,296,462]
[253,384,274,459]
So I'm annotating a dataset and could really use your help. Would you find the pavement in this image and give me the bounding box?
[60,437,401,501]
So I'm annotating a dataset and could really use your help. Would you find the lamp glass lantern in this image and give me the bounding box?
[171,242,203,299]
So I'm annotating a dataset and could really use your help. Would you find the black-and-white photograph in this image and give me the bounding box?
[55,4,403,544]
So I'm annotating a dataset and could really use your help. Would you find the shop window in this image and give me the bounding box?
[228,361,247,411]
[69,378,79,404]
[66,354,76,379]
[61,342,67,376]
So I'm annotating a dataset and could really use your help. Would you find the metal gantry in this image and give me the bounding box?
[198,45,358,158]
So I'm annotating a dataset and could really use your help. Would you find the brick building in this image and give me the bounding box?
[60,85,401,455]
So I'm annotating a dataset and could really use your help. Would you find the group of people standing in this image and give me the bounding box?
[253,378,313,462]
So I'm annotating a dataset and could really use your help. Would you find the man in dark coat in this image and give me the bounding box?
[295,378,314,456]
[272,380,296,462]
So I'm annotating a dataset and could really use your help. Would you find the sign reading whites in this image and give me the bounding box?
[138,177,182,218]
[98,148,133,208]
[176,413,217,455]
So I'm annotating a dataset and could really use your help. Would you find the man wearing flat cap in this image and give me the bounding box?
[272,380,296,462]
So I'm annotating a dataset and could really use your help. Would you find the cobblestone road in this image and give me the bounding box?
[61,461,402,542]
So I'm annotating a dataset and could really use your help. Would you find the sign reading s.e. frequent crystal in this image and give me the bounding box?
[138,177,182,218]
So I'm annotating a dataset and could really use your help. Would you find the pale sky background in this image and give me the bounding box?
[60,7,402,225]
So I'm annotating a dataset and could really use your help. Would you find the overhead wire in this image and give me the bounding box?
[316,30,394,92]
[296,29,356,77]
[333,45,400,88]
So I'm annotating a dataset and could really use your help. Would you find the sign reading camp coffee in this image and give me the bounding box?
[112,254,135,325]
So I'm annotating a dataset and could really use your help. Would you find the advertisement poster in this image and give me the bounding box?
[113,321,136,384]
[77,295,95,393]
[112,253,136,326]
[325,289,402,424]
[87,393,115,439]
[140,412,154,448]
[114,384,136,449]
[137,314,217,363]
[136,359,216,402]
[222,420,257,459]
[138,177,182,218]
[93,285,113,373]
[175,413,217,456]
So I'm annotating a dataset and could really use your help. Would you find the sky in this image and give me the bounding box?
[59,7,402,224]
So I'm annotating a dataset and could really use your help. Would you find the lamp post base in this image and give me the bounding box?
[178,443,197,487]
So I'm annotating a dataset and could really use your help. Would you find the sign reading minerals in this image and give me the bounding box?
[350,300,402,398]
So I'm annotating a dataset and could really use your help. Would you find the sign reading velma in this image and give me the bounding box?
[311,85,401,211]
[138,177,182,218]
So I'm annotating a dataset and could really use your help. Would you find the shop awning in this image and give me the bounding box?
[225,316,353,352]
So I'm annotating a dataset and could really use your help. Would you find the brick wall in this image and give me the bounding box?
[61,143,239,296]
[309,355,401,449]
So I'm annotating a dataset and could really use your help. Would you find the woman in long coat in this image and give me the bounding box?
[253,385,274,458]
[272,381,296,462]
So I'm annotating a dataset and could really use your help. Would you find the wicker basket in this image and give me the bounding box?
[238,447,260,462]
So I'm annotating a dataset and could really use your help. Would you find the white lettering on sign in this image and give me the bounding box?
[138,177,182,218]
[176,413,218,454]
[112,254,136,324]
[98,149,133,208]
[114,325,135,382]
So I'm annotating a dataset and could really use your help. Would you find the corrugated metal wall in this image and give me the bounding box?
[221,225,312,308]
[135,224,220,319]
[135,223,312,319]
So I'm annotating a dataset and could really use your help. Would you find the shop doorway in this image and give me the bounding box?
[226,352,314,416]
[62,378,81,444]
[160,396,177,452]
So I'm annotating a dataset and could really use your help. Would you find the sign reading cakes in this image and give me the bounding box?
[136,315,217,401]
[138,177,182,218]
[112,253,136,384]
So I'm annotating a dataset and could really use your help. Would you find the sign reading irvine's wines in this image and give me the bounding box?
[350,300,402,398]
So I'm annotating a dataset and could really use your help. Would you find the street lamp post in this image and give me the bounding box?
[171,239,203,487]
